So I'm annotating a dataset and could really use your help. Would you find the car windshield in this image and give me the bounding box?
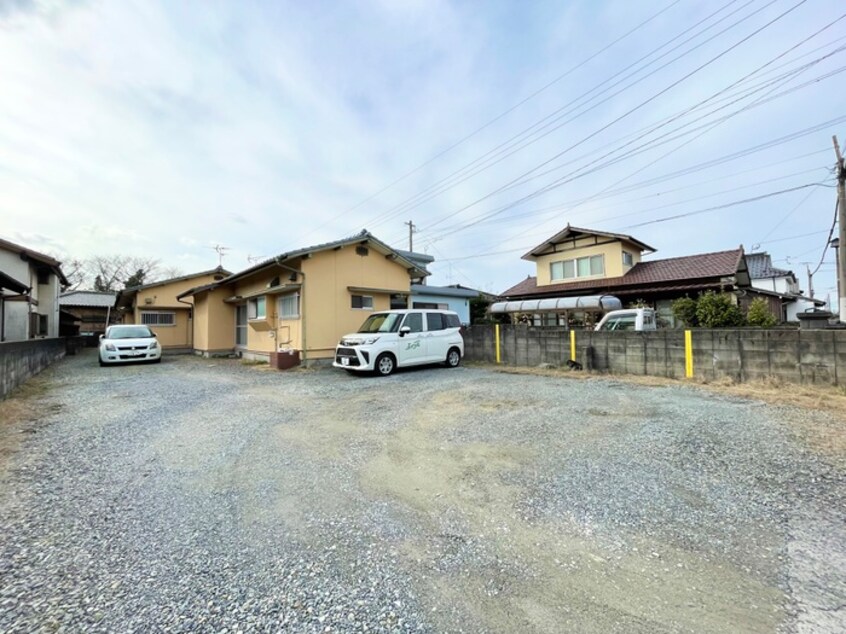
[107,326,154,339]
[357,313,403,333]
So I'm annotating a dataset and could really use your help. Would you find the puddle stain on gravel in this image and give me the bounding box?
[358,387,786,634]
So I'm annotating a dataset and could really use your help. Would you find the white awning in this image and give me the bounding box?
[490,295,622,313]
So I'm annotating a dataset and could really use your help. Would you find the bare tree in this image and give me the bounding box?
[77,256,162,291]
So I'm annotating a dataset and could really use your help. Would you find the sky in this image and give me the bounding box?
[1,0,844,301]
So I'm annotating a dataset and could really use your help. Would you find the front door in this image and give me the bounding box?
[398,312,427,366]
[235,304,247,347]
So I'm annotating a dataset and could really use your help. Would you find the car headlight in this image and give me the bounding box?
[105,343,116,351]
[148,341,158,349]
[363,336,380,345]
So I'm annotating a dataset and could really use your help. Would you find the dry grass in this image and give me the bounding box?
[477,363,846,418]
[0,375,56,475]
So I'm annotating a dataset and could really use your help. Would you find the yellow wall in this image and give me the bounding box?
[302,246,410,359]
[134,307,191,348]
[125,272,224,349]
[192,245,412,360]
[535,239,643,286]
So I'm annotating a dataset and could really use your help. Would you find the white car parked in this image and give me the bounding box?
[594,308,658,332]
[99,325,162,366]
[333,309,464,376]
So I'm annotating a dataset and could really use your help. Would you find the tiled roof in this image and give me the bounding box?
[59,291,117,308]
[411,284,479,298]
[502,248,745,297]
[745,252,794,279]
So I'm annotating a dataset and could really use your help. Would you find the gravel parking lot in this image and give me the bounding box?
[1,351,844,633]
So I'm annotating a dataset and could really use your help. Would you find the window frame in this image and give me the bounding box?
[549,254,606,280]
[248,296,267,320]
[622,250,634,266]
[140,311,176,327]
[351,294,374,310]
[278,293,300,320]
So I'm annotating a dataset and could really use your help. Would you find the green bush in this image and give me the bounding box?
[695,291,746,328]
[746,297,777,328]
[671,296,699,327]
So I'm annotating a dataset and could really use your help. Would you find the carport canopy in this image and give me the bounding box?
[490,294,622,313]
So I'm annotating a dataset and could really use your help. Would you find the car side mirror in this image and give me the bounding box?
[399,326,411,337]
[152,331,157,337]
[99,334,104,341]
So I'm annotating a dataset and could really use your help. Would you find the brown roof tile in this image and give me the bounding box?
[502,248,745,297]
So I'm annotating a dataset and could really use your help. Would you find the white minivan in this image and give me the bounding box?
[333,309,464,376]
[594,308,658,332]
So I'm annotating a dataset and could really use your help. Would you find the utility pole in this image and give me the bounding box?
[404,220,416,252]
[834,135,846,321]
[803,263,814,299]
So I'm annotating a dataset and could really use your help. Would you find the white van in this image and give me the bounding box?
[333,309,464,376]
[594,308,658,332]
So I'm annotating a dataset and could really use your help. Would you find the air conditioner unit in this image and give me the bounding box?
[144,297,153,305]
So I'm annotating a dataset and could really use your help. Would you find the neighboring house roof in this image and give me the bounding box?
[0,236,70,286]
[0,270,29,294]
[745,252,795,279]
[503,248,749,298]
[178,231,429,299]
[411,284,480,299]
[121,267,232,293]
[522,225,657,260]
[59,290,118,308]
[395,249,435,268]
[116,267,231,309]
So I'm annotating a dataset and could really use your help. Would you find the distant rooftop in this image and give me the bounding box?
[60,290,117,308]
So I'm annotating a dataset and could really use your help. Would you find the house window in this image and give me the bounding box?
[38,314,48,335]
[623,251,634,266]
[278,293,300,319]
[248,296,266,319]
[141,311,176,327]
[351,295,373,310]
[550,255,605,280]
[413,302,449,310]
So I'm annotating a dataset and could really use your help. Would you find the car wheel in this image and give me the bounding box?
[374,353,395,376]
[99,358,105,367]
[445,347,461,368]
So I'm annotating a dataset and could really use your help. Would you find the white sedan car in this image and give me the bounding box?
[98,325,162,366]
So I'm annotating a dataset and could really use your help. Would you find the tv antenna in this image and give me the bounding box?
[246,254,269,264]
[208,244,230,267]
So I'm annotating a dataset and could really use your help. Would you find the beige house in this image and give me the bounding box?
[178,231,428,362]
[115,267,230,350]
[498,225,754,327]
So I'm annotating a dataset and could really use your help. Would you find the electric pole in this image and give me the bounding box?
[803,263,814,299]
[834,136,846,321]
[404,220,417,252]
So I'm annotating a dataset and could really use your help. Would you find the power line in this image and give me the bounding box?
[409,0,814,241]
[282,0,684,247]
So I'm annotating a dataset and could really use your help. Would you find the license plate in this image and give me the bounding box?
[341,357,349,366]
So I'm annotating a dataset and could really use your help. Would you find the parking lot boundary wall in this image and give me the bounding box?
[0,338,67,399]
[463,326,846,386]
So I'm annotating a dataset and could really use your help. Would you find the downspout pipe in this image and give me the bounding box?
[274,259,306,364]
[177,295,194,350]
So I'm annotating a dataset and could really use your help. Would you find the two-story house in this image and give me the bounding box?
[745,252,824,321]
[497,225,754,328]
[178,230,428,363]
[0,238,69,341]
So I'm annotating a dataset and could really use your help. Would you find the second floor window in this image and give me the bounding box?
[550,254,604,281]
[622,251,634,266]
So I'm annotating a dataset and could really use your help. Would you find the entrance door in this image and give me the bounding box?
[235,304,247,347]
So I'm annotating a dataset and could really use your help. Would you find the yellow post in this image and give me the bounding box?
[570,329,576,362]
[495,323,501,364]
[684,330,694,378]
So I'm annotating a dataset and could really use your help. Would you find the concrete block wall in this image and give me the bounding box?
[0,338,66,399]
[463,326,846,387]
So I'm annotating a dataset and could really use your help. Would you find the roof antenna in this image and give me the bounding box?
[208,244,230,267]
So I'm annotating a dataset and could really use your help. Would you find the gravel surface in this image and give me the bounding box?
[0,351,844,633]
